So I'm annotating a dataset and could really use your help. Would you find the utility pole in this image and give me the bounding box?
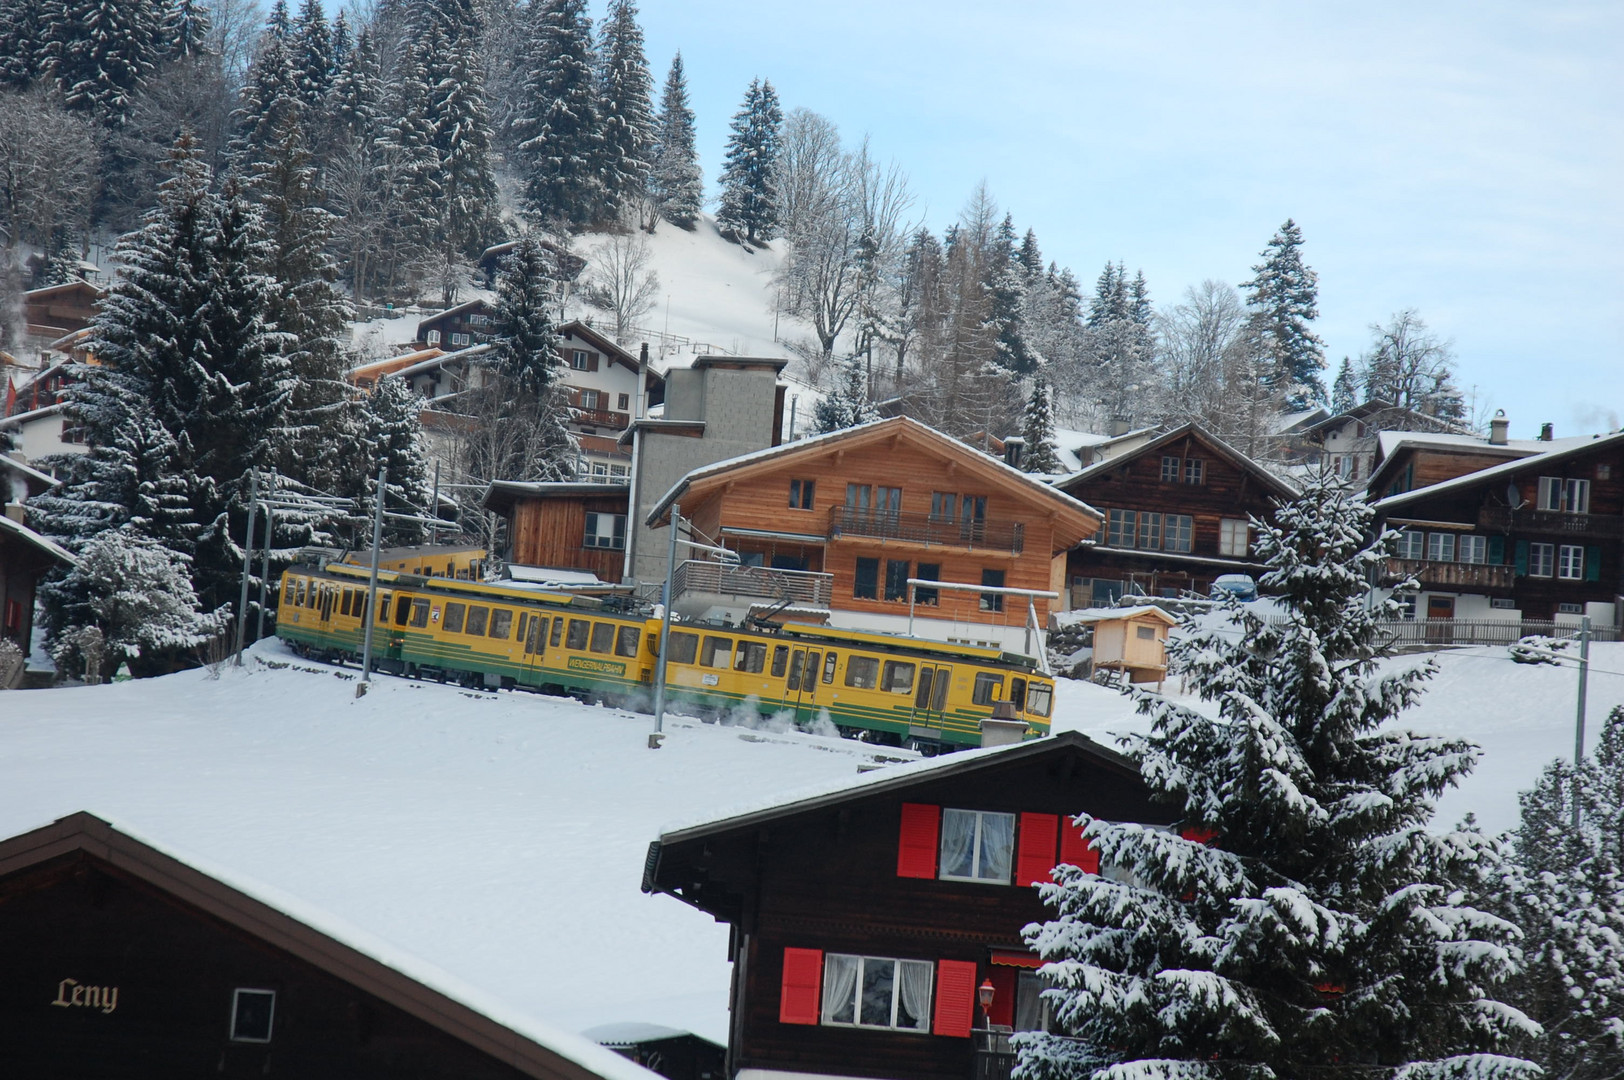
[650,502,680,748]
[233,469,259,667]
[1573,614,1591,828]
[429,460,441,545]
[257,471,273,642]
[357,464,387,697]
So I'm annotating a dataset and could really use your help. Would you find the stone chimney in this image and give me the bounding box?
[1539,422,1554,442]
[979,702,1028,748]
[1488,410,1509,446]
[1002,436,1025,470]
[1107,417,1132,438]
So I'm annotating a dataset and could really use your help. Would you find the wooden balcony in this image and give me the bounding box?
[572,407,629,430]
[671,559,834,607]
[827,507,1025,554]
[1384,558,1514,590]
[1476,506,1624,538]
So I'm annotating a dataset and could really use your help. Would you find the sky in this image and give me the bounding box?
[636,0,1623,435]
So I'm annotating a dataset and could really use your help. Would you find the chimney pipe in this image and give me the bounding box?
[1488,410,1509,446]
[1539,422,1554,442]
[635,342,649,420]
[1003,436,1025,469]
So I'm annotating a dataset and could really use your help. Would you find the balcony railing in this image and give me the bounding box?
[1476,507,1624,538]
[671,559,834,607]
[1384,558,1515,590]
[572,407,629,430]
[827,507,1024,554]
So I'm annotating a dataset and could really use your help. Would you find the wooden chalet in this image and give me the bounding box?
[20,280,103,349]
[0,812,644,1080]
[645,416,1101,652]
[1370,428,1624,628]
[642,731,1174,1080]
[1288,399,1462,484]
[1055,422,1296,606]
[2,456,70,667]
[1366,413,1588,501]
[484,480,631,583]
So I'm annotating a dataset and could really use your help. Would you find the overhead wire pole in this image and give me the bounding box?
[1573,614,1591,828]
[257,470,274,643]
[650,503,739,748]
[356,464,387,698]
[232,468,260,667]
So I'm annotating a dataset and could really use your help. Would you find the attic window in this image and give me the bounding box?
[230,989,276,1043]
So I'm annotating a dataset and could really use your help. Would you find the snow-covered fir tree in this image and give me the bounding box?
[984,213,1035,375]
[1332,355,1359,414]
[1244,218,1326,410]
[513,0,602,227]
[37,225,81,286]
[489,231,561,395]
[716,77,783,246]
[1076,261,1157,429]
[1018,472,1539,1080]
[0,0,45,87]
[1020,378,1062,473]
[650,51,701,230]
[356,376,433,546]
[1502,706,1624,1080]
[44,0,163,123]
[291,0,332,113]
[327,23,380,141]
[232,0,302,163]
[811,354,880,434]
[376,35,444,259]
[158,0,211,64]
[430,30,500,258]
[595,0,654,224]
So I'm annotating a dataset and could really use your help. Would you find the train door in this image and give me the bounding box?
[912,663,953,730]
[519,613,547,686]
[786,648,822,720]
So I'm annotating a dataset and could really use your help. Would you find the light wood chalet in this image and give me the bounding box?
[645,417,1101,652]
[1056,423,1296,606]
[483,480,631,583]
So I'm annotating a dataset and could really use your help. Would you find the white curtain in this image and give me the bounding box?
[979,813,1015,881]
[821,954,859,1024]
[940,810,976,878]
[897,960,934,1031]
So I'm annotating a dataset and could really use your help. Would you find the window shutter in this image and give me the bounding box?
[1487,535,1505,565]
[1181,825,1219,846]
[1514,540,1529,577]
[1059,817,1100,875]
[588,351,600,372]
[897,803,941,879]
[779,948,823,1025]
[932,959,978,1038]
[1586,546,1601,582]
[1015,813,1059,886]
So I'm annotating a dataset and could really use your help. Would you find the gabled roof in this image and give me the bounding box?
[643,416,1103,540]
[0,813,647,1080]
[1272,406,1331,435]
[1060,605,1181,626]
[22,279,105,304]
[483,480,630,514]
[0,512,75,564]
[3,453,61,496]
[558,320,643,376]
[1055,421,1299,501]
[1372,429,1624,513]
[1366,429,1597,491]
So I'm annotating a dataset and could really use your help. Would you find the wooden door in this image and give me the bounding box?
[1426,596,1454,644]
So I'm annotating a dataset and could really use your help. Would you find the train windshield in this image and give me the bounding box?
[1026,682,1053,718]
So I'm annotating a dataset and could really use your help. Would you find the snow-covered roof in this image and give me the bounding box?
[1374,429,1594,461]
[1272,407,1330,434]
[1055,422,1299,500]
[583,1022,703,1047]
[0,511,75,563]
[1056,605,1181,626]
[2,453,59,492]
[0,402,65,428]
[1373,429,1624,512]
[503,565,611,587]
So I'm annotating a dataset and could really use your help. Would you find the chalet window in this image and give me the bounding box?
[1426,533,1455,563]
[939,808,1014,883]
[821,954,933,1031]
[1599,464,1613,480]
[489,610,512,639]
[571,350,591,370]
[884,559,910,601]
[701,636,733,667]
[1164,515,1193,553]
[589,622,615,653]
[1491,598,1517,610]
[1160,456,1179,482]
[1396,530,1425,560]
[426,330,441,344]
[617,626,642,657]
[854,558,879,600]
[584,512,626,549]
[470,313,489,326]
[881,660,915,693]
[1459,536,1487,564]
[1136,512,1162,550]
[1107,509,1135,547]
[1391,596,1416,620]
[1184,458,1204,485]
[960,495,987,525]
[930,492,956,522]
[230,988,276,1043]
[845,656,880,689]
[1558,602,1584,614]
[667,631,698,664]
[617,393,630,410]
[450,332,470,346]
[980,569,1005,612]
[915,563,940,606]
[789,478,815,509]
[1538,476,1590,514]
[877,486,902,516]
[1026,683,1052,717]
[566,618,590,650]
[1558,545,1584,580]
[1219,518,1249,557]
[1529,542,1555,578]
[846,483,872,513]
[971,672,1003,706]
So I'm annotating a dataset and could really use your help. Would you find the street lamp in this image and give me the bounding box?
[978,978,995,1029]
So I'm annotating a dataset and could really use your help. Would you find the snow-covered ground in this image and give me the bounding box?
[0,635,1614,1050]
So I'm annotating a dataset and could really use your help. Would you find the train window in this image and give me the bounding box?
[306,583,317,608]
[700,636,733,668]
[589,622,615,653]
[526,617,546,654]
[667,631,698,665]
[785,650,805,691]
[615,626,641,658]
[376,593,389,622]
[489,610,512,640]
[394,596,411,625]
[443,602,466,633]
[465,606,489,636]
[771,646,789,678]
[931,671,949,712]
[294,579,305,606]
[284,579,297,604]
[566,619,590,650]
[1026,683,1053,718]
[881,661,915,694]
[339,590,351,617]
[844,656,879,689]
[409,599,431,628]
[971,673,1002,706]
[550,618,565,648]
[735,642,768,674]
[356,594,369,624]
[1010,677,1027,710]
[822,652,838,683]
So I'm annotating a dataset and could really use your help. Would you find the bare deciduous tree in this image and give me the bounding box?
[1359,309,1464,422]
[581,231,660,343]
[0,88,99,260]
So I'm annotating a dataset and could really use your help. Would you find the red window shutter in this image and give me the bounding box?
[1182,825,1219,846]
[1015,812,1059,886]
[1060,817,1100,875]
[897,803,940,879]
[932,959,978,1038]
[779,947,823,1025]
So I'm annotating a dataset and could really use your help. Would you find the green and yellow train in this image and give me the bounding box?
[275,561,1055,750]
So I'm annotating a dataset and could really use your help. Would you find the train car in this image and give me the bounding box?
[274,563,1055,750]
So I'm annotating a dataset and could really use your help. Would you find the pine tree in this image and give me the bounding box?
[45,0,163,123]
[489,232,560,395]
[1021,379,1061,473]
[811,354,879,434]
[376,36,444,259]
[595,0,654,223]
[1244,218,1326,410]
[158,0,211,64]
[0,0,45,87]
[513,0,601,227]
[233,0,302,162]
[430,30,499,256]
[983,213,1035,375]
[650,52,701,230]
[1019,473,1539,1080]
[357,377,432,546]
[328,23,380,140]
[1502,707,1624,1080]
[1332,356,1358,414]
[291,0,332,112]
[716,77,783,246]
[37,225,81,286]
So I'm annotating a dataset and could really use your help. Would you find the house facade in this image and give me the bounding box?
[642,731,1174,1080]
[1369,429,1624,629]
[483,480,631,582]
[1366,415,1588,501]
[1289,400,1462,484]
[2,454,70,667]
[1056,423,1296,607]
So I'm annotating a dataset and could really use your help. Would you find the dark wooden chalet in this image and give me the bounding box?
[1370,428,1624,626]
[2,456,70,666]
[22,280,104,343]
[484,480,631,582]
[642,731,1174,1080]
[0,812,644,1080]
[1365,415,1588,501]
[1055,422,1296,606]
